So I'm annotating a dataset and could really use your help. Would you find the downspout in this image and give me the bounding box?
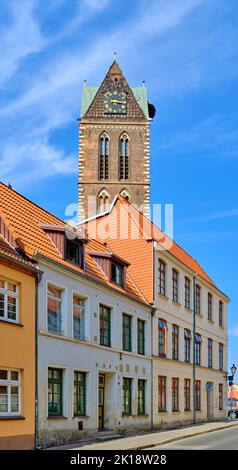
[192,274,197,425]
[35,270,42,449]
[151,307,156,430]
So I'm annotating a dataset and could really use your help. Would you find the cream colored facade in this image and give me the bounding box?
[152,243,228,428]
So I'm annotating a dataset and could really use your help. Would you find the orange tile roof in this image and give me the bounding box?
[0,235,37,271]
[0,183,148,305]
[83,194,222,303]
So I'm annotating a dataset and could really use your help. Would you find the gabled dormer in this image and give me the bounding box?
[41,224,89,269]
[88,250,130,288]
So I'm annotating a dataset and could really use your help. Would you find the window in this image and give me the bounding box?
[219,343,223,371]
[73,295,85,340]
[119,134,129,180]
[122,314,132,352]
[0,280,18,322]
[47,284,63,335]
[158,259,166,296]
[48,368,63,417]
[137,319,145,355]
[172,324,179,360]
[74,371,86,416]
[208,338,213,368]
[112,263,124,287]
[66,240,82,267]
[184,277,191,309]
[98,189,110,212]
[184,379,191,411]
[138,379,146,415]
[0,369,20,416]
[219,301,223,327]
[184,329,191,363]
[208,293,213,321]
[172,378,179,412]
[100,305,111,347]
[158,376,166,412]
[195,285,201,315]
[219,384,223,410]
[99,133,109,180]
[158,319,167,357]
[195,334,202,365]
[122,378,132,415]
[172,269,179,303]
[195,380,201,410]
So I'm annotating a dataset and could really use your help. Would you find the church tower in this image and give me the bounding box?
[78,60,155,221]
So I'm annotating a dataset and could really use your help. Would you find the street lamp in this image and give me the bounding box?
[231,364,237,376]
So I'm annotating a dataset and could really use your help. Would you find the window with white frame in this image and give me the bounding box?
[73,294,85,340]
[47,284,64,335]
[0,279,18,322]
[0,369,20,416]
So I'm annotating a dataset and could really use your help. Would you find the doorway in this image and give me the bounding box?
[206,382,214,420]
[98,374,105,430]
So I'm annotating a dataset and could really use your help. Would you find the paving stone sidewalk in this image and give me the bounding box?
[50,420,238,451]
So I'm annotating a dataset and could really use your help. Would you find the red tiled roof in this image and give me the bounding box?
[0,183,148,305]
[83,194,220,303]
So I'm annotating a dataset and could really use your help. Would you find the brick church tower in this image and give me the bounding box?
[78,60,155,221]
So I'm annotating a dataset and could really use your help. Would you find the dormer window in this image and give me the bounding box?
[66,240,83,267]
[111,263,124,286]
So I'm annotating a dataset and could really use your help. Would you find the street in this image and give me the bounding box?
[147,426,238,450]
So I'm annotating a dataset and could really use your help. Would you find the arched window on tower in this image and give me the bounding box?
[98,189,110,213]
[99,132,109,180]
[119,133,129,180]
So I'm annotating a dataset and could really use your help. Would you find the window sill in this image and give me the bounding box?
[196,313,203,318]
[208,319,214,324]
[0,318,23,327]
[158,294,169,301]
[172,301,181,306]
[73,415,90,419]
[219,325,225,329]
[184,410,192,412]
[47,416,68,420]
[172,411,181,414]
[185,307,192,313]
[0,415,25,420]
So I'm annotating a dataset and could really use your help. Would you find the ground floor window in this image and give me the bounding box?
[195,380,201,411]
[0,369,20,415]
[184,379,191,411]
[74,371,86,416]
[219,383,223,410]
[48,368,63,416]
[123,378,132,415]
[158,376,166,412]
[138,379,146,415]
[172,378,179,412]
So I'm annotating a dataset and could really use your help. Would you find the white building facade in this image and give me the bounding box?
[36,257,152,447]
[153,244,228,428]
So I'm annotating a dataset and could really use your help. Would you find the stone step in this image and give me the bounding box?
[96,432,123,442]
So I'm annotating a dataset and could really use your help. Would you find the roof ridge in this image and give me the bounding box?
[0,181,63,224]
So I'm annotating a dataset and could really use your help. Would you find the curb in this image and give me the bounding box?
[131,422,238,450]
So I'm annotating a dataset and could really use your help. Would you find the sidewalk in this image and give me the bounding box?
[51,420,238,451]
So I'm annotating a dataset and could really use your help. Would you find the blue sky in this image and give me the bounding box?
[0,0,237,371]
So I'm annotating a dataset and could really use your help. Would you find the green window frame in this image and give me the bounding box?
[138,379,146,415]
[100,305,111,347]
[123,378,132,416]
[137,319,145,355]
[122,314,132,352]
[48,368,63,417]
[74,371,86,416]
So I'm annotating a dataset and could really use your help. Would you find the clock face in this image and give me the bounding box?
[103,90,127,114]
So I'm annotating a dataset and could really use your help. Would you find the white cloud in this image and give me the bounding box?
[0,0,43,86]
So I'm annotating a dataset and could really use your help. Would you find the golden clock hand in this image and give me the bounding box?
[111,99,126,104]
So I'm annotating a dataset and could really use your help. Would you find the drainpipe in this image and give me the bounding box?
[192,274,197,425]
[151,307,156,430]
[35,270,42,449]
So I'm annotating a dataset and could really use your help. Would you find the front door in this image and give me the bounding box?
[98,374,105,430]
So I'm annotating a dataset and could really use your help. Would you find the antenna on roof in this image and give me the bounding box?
[8,182,12,190]
[83,79,87,87]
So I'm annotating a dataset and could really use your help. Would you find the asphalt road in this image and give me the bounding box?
[147,426,238,450]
